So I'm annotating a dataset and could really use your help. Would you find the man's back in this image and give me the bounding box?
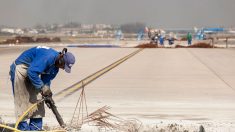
[15,46,59,66]
[14,46,60,89]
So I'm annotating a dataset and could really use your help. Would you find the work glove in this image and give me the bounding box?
[45,96,55,109]
[41,85,52,98]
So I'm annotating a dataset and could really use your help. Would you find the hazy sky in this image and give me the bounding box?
[0,0,235,28]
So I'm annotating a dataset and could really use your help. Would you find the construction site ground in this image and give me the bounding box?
[1,46,235,131]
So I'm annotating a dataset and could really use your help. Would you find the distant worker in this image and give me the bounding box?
[116,30,123,40]
[148,29,155,44]
[159,35,165,46]
[154,35,158,44]
[9,46,75,131]
[137,29,145,41]
[168,32,175,45]
[187,32,192,45]
[168,38,174,45]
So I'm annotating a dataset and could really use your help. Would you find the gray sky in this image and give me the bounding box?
[0,0,235,28]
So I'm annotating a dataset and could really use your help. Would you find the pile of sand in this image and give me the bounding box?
[176,42,214,48]
[0,36,61,44]
[135,43,158,48]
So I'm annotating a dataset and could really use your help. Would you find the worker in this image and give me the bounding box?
[187,32,192,45]
[159,35,165,47]
[168,32,175,45]
[9,46,75,131]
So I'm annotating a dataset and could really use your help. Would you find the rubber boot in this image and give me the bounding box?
[29,118,43,131]
[18,121,30,131]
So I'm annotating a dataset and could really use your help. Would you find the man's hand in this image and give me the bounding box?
[41,85,52,97]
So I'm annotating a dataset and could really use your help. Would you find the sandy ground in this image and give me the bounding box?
[1,45,235,131]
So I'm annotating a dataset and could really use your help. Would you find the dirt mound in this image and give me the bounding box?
[136,42,214,48]
[36,37,61,43]
[180,37,188,41]
[176,42,214,48]
[51,37,61,42]
[135,43,157,48]
[35,37,51,43]
[2,36,35,44]
[0,36,61,44]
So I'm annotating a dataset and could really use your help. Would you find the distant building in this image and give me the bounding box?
[0,28,24,35]
[15,29,24,35]
[94,30,108,37]
[96,30,108,34]
[60,27,80,35]
[1,28,15,34]
[28,29,38,34]
[95,24,112,29]
[81,24,94,30]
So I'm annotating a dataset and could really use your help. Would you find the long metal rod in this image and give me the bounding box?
[54,48,143,101]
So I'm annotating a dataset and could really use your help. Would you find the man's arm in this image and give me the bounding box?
[27,58,48,89]
[41,68,59,86]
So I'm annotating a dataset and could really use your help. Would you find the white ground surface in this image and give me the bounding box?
[1,46,235,131]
